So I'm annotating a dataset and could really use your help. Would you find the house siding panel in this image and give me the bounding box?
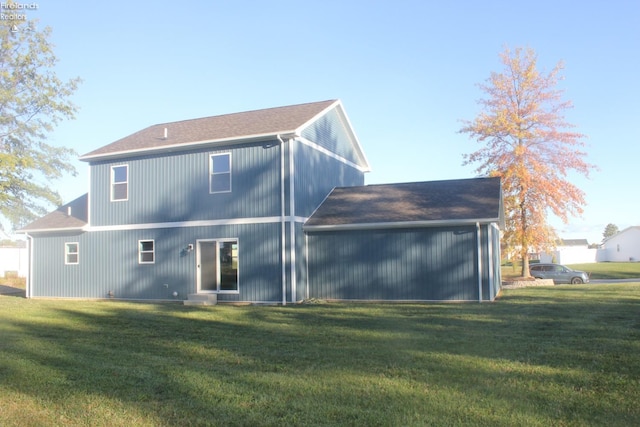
[479,223,501,301]
[300,108,365,167]
[89,142,282,226]
[293,141,365,218]
[598,227,640,262]
[30,223,283,302]
[307,226,480,301]
[294,223,307,302]
[491,224,502,300]
[24,101,504,304]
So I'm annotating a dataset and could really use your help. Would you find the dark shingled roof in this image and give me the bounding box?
[304,177,503,231]
[558,239,589,246]
[20,194,88,232]
[80,100,338,160]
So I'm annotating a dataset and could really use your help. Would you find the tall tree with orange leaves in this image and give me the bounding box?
[460,47,594,277]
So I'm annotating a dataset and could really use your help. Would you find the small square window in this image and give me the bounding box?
[111,165,128,201]
[209,153,231,193]
[139,240,155,264]
[65,242,79,265]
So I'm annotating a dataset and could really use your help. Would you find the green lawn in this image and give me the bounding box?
[567,262,640,279]
[0,275,25,289]
[502,262,640,280]
[1,284,640,426]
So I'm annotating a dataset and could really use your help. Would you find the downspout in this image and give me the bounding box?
[476,222,483,302]
[487,225,494,300]
[304,233,309,300]
[288,137,297,302]
[493,223,502,289]
[87,166,92,226]
[25,233,33,299]
[277,134,287,306]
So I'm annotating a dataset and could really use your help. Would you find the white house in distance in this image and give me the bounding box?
[597,226,640,262]
[540,239,597,264]
[0,231,28,277]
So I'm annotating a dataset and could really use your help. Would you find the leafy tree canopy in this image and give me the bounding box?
[0,7,81,230]
[603,223,619,240]
[460,47,594,277]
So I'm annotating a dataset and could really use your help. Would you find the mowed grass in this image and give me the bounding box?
[502,262,640,280]
[567,262,640,279]
[1,285,640,426]
[0,276,26,290]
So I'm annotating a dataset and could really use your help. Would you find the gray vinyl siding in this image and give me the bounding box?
[89,141,282,226]
[26,103,389,303]
[30,136,366,303]
[294,223,307,302]
[300,108,366,168]
[292,141,365,217]
[486,224,502,300]
[29,223,283,302]
[307,226,485,301]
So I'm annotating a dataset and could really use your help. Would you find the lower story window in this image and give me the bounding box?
[139,240,155,264]
[65,242,79,265]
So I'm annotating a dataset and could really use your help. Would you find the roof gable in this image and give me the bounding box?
[558,239,589,247]
[603,226,640,244]
[19,194,88,233]
[80,100,343,161]
[300,105,370,170]
[305,177,503,231]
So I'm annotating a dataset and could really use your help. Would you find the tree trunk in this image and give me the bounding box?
[519,183,531,277]
[520,252,530,278]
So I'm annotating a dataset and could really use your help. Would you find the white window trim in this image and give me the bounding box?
[138,239,155,264]
[209,153,232,194]
[110,164,129,202]
[65,242,79,265]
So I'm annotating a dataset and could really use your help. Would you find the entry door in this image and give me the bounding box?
[197,239,238,293]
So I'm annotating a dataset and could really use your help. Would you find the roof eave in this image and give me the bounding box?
[303,218,502,232]
[79,131,296,162]
[18,226,87,234]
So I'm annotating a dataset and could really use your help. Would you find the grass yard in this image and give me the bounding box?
[1,284,640,426]
[502,262,640,281]
[0,275,26,290]
[566,262,640,279]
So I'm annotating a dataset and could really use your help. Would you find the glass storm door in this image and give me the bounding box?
[197,241,217,292]
[197,239,238,293]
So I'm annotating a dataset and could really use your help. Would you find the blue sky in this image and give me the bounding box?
[22,0,640,244]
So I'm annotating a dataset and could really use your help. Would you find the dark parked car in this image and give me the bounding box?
[529,263,590,284]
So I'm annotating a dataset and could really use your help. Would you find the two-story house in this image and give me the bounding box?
[20,100,504,303]
[21,100,369,304]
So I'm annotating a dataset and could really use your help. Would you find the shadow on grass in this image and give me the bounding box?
[1,285,639,425]
[0,285,26,297]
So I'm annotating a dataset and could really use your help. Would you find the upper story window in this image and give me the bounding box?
[111,165,128,201]
[65,242,79,265]
[209,153,231,193]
